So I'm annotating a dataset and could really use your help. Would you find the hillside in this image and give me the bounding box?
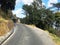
[0,16,14,36]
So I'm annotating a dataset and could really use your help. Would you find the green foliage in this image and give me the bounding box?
[22,1,55,30]
[0,0,16,19]
[0,8,13,19]
[54,12,60,27]
[22,1,60,36]
[55,12,60,18]
[0,0,16,12]
[48,27,56,34]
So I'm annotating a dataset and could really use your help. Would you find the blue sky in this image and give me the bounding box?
[12,0,60,18]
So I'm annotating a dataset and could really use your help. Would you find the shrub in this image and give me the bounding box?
[48,27,56,34]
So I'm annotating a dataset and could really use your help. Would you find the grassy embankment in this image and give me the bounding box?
[0,17,14,36]
[45,31,60,45]
[50,33,60,45]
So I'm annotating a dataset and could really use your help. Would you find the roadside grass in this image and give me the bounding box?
[45,31,60,45]
[0,17,14,36]
[50,33,60,45]
[26,24,36,28]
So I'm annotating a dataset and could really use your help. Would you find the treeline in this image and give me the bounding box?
[21,1,60,36]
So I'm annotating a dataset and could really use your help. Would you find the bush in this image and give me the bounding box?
[56,30,60,37]
[48,27,60,37]
[48,27,56,34]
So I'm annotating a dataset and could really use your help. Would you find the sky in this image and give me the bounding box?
[12,0,60,18]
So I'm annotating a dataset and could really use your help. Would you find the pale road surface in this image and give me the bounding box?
[2,24,55,45]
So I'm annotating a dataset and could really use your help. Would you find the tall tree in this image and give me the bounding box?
[0,0,16,12]
[22,1,54,30]
[23,5,33,24]
[54,12,60,30]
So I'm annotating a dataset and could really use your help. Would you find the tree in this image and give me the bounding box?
[48,2,60,31]
[22,1,42,24]
[23,5,33,24]
[0,0,16,12]
[51,2,60,11]
[54,12,60,30]
[22,1,55,30]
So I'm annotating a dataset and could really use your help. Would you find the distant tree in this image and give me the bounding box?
[12,14,17,23]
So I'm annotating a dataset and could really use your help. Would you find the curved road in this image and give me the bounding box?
[2,24,55,45]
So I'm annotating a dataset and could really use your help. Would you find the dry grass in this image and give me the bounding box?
[26,24,36,28]
[7,20,14,30]
[0,17,14,36]
[50,33,60,45]
[56,31,60,37]
[45,31,60,45]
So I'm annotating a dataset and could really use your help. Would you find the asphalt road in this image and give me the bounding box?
[2,24,55,45]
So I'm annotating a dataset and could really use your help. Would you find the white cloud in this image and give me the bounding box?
[16,0,33,5]
[22,0,33,5]
[42,3,45,5]
[12,8,26,18]
[48,0,58,7]
[13,0,33,18]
